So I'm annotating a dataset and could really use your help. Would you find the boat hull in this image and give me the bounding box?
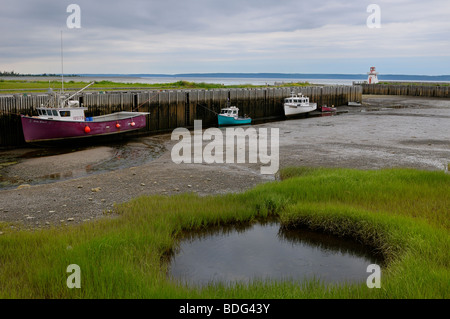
[284,103,317,116]
[319,106,337,112]
[218,115,252,126]
[21,112,148,142]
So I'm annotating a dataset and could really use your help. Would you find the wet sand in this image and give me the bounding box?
[0,95,449,229]
[1,147,115,182]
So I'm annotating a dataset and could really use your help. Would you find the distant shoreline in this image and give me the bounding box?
[1,76,449,95]
[1,72,450,82]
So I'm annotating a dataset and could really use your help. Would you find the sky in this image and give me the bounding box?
[1,0,449,75]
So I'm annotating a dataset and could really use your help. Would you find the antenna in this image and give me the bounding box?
[61,30,64,94]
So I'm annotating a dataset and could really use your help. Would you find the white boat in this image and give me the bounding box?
[283,92,317,116]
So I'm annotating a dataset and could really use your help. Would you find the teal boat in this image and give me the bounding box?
[218,106,252,126]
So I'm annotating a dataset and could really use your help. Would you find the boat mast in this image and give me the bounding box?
[61,30,64,94]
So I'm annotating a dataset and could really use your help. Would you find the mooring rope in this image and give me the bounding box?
[197,103,219,115]
[132,90,162,112]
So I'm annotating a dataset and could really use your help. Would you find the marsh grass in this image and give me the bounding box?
[0,79,313,94]
[0,167,448,298]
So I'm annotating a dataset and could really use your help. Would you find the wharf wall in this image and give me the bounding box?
[0,86,362,147]
[361,83,450,98]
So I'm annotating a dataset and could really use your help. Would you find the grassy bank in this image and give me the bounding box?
[0,167,448,298]
[0,79,313,94]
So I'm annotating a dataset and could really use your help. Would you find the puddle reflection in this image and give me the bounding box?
[168,221,382,287]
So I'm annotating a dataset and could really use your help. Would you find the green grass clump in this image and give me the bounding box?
[0,167,448,298]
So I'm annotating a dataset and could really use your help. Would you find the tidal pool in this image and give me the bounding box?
[168,221,382,287]
[0,137,166,189]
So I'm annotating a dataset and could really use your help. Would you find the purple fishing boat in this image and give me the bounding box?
[21,109,148,143]
[20,83,149,143]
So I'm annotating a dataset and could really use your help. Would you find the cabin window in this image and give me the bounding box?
[37,109,42,115]
[52,110,58,116]
[60,111,71,117]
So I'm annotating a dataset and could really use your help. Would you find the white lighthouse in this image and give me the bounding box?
[367,66,379,84]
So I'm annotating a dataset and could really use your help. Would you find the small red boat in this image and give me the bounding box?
[319,105,337,112]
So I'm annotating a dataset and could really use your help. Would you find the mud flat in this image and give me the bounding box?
[0,146,114,182]
[0,95,449,228]
[276,95,450,171]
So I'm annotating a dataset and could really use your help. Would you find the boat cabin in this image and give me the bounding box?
[36,107,88,122]
[220,106,239,118]
[284,94,310,106]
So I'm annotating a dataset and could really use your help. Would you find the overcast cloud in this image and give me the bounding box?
[1,0,449,75]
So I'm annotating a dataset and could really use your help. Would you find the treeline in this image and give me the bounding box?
[0,71,77,77]
[0,71,21,76]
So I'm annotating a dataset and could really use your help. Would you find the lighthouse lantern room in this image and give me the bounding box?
[367,66,379,84]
